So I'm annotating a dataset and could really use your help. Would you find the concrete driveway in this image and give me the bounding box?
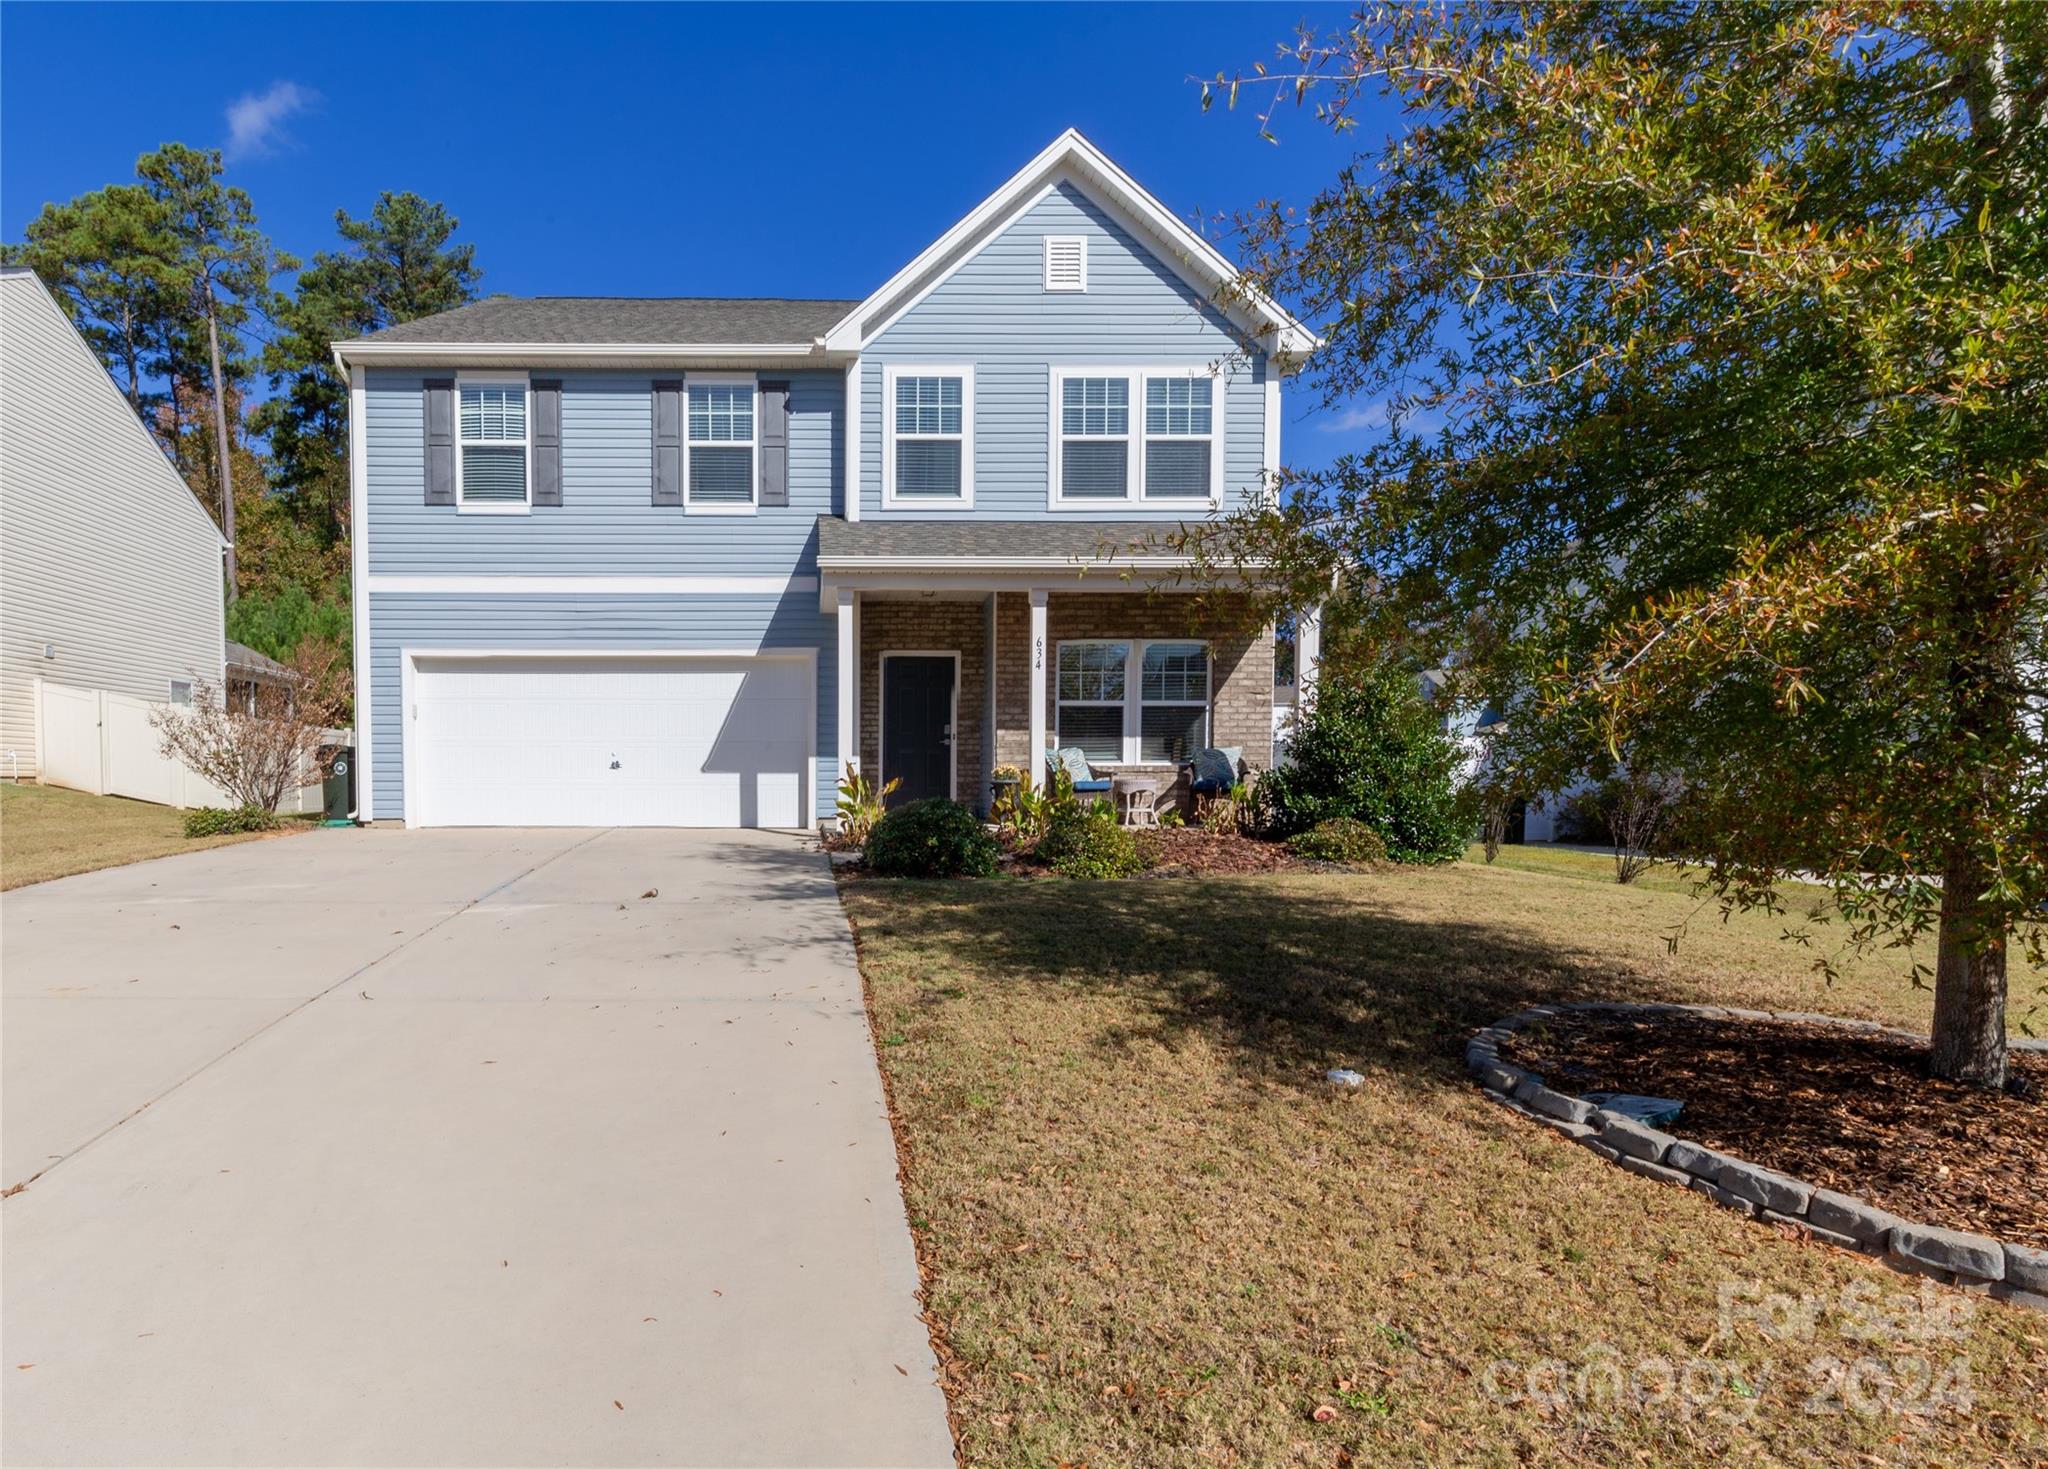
[2,829,952,1468]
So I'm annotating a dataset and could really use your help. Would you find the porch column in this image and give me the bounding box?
[1027,587,1049,790]
[1297,603,1323,707]
[836,586,859,782]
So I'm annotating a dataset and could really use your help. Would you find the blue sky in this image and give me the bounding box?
[2,2,1392,463]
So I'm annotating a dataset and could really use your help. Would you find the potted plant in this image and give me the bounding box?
[990,764,1023,814]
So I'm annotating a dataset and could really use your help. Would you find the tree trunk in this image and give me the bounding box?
[202,278,238,602]
[1928,852,2008,1089]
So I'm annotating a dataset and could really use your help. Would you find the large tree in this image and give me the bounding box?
[137,144,295,600]
[256,192,480,547]
[1206,3,2046,1084]
[5,184,179,415]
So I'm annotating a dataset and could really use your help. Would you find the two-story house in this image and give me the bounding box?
[335,130,1323,828]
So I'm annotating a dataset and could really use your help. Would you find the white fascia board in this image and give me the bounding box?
[823,128,1320,361]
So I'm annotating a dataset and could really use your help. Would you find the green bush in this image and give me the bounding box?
[864,798,1000,878]
[1287,817,1390,866]
[1262,663,1471,863]
[183,804,281,839]
[1037,801,1146,879]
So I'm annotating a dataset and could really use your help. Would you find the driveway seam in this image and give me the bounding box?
[2,829,608,1197]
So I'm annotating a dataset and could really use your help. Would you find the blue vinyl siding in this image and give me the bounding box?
[861,181,1270,519]
[365,370,842,575]
[367,590,837,823]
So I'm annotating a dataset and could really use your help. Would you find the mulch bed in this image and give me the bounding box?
[1505,1014,2048,1249]
[1130,827,1311,877]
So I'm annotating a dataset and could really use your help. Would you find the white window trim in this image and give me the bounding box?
[455,369,532,516]
[1140,366,1225,509]
[1043,234,1087,292]
[1136,639,1213,765]
[1051,638,1214,766]
[682,372,759,517]
[1047,365,1225,511]
[881,363,975,509]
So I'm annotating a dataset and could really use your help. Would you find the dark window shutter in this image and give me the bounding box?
[423,378,456,505]
[758,380,790,507]
[531,380,563,506]
[651,379,683,506]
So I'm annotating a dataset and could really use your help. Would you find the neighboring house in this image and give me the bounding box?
[0,267,227,783]
[333,130,1323,829]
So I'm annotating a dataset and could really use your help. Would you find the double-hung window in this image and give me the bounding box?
[458,382,529,510]
[687,379,756,509]
[1052,368,1222,506]
[1055,640,1213,764]
[1056,375,1131,499]
[1142,375,1215,501]
[885,366,972,504]
[1139,642,1210,761]
[1055,641,1128,764]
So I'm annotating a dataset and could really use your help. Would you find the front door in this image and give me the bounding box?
[881,655,955,806]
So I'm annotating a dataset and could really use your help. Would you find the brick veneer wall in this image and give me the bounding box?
[858,598,989,804]
[989,590,1275,782]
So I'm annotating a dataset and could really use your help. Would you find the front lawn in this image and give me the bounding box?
[0,782,304,890]
[843,859,2048,1466]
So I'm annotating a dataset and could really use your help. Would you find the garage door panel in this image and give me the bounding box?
[411,656,810,828]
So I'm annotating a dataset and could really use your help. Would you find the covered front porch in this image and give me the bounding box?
[817,517,1322,817]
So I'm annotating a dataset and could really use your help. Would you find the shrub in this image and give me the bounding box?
[863,798,1000,878]
[1260,663,1470,863]
[1037,800,1145,879]
[1287,817,1389,866]
[183,804,281,838]
[833,763,901,847]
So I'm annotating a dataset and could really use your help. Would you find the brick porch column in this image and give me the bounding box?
[1027,588,1048,790]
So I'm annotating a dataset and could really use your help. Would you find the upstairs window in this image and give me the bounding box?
[1057,375,1130,499]
[687,380,755,508]
[458,383,529,509]
[1142,376,1214,501]
[1044,235,1087,292]
[886,368,972,503]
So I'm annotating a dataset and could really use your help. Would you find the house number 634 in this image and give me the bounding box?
[1034,635,1044,670]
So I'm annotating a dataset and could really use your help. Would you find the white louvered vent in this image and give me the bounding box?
[1043,235,1087,292]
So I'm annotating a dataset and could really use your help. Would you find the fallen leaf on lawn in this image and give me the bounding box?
[1312,1405,1338,1423]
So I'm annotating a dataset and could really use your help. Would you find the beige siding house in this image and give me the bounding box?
[0,268,225,781]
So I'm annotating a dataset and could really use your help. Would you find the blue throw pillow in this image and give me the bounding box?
[1190,747,1240,789]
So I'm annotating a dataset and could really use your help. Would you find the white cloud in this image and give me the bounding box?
[224,81,317,162]
[1317,400,1391,433]
[1311,396,1446,438]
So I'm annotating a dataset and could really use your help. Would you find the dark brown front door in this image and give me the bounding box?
[882,656,955,806]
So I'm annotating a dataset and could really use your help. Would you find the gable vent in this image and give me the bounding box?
[1043,235,1087,292]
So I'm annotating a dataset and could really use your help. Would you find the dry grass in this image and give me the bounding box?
[0,782,303,890]
[843,856,2048,1468]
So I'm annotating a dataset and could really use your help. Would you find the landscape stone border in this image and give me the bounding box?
[1466,1001,2048,1314]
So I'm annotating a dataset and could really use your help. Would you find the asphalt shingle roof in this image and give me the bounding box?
[356,297,860,346]
[815,516,1205,562]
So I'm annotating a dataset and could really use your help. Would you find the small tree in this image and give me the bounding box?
[152,641,349,813]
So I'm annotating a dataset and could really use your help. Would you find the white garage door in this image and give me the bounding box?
[409,654,811,828]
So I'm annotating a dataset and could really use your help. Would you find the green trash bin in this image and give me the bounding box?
[322,747,354,826]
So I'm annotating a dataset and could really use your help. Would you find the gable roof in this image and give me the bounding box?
[333,130,1318,373]
[821,129,1319,368]
[357,296,858,347]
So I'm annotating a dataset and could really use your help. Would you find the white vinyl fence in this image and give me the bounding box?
[32,679,325,814]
